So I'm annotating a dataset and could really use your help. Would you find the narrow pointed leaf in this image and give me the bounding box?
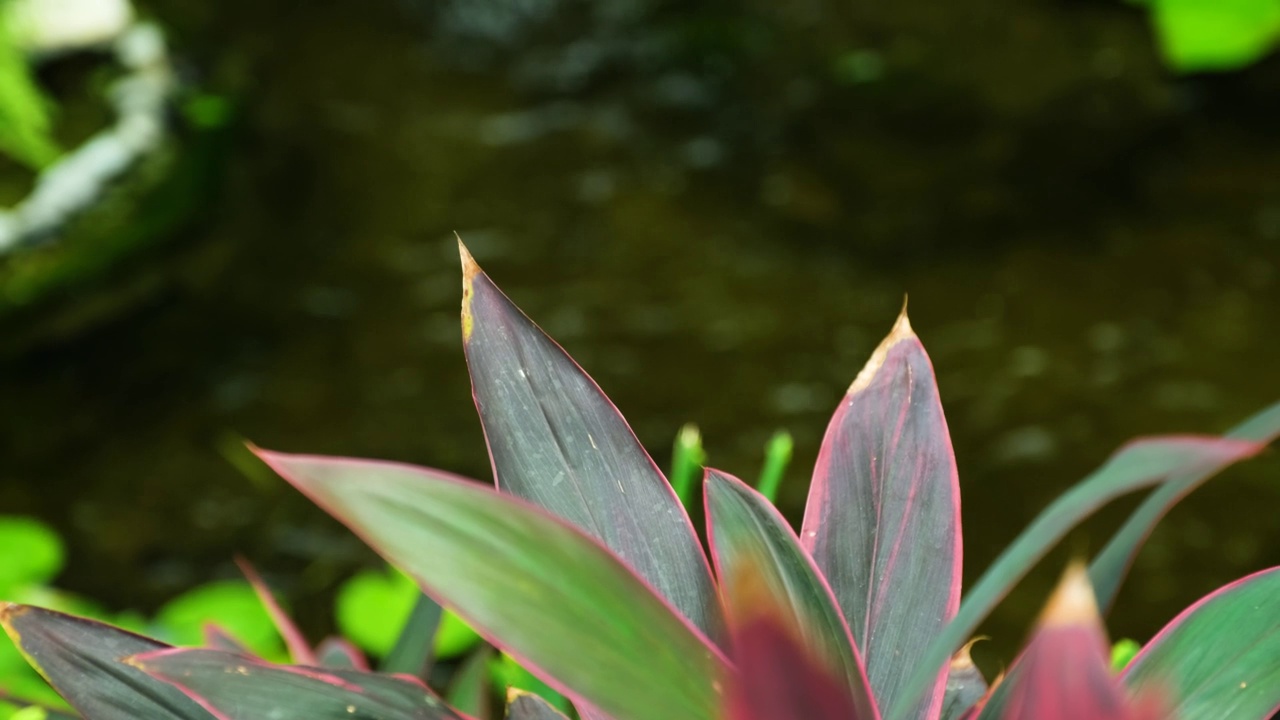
[801,310,961,720]
[315,637,370,670]
[382,592,442,677]
[892,435,1262,720]
[1090,400,1280,612]
[0,604,212,720]
[258,449,729,720]
[705,469,878,720]
[939,643,987,720]
[458,243,721,640]
[133,648,469,720]
[1121,566,1280,718]
[505,689,572,720]
[445,646,492,718]
[235,557,316,665]
[201,624,253,655]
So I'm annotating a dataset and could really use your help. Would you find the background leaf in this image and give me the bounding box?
[505,689,572,720]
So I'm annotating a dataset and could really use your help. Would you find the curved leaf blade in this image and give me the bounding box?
[458,242,721,641]
[939,643,987,720]
[1121,566,1280,719]
[705,469,878,719]
[801,309,961,720]
[505,689,572,720]
[1089,400,1280,612]
[257,449,729,720]
[133,648,468,720]
[891,435,1262,720]
[0,604,212,720]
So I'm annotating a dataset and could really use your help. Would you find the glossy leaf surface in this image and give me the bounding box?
[1122,566,1280,718]
[801,310,961,720]
[0,604,211,720]
[1090,400,1280,612]
[893,435,1261,720]
[259,449,728,720]
[459,243,721,640]
[705,469,878,719]
[134,648,467,720]
[505,689,572,720]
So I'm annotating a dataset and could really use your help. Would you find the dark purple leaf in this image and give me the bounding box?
[505,689,572,720]
[1122,566,1280,719]
[257,449,729,720]
[315,637,370,670]
[705,469,879,719]
[458,242,721,642]
[133,648,470,720]
[0,604,212,720]
[801,309,961,720]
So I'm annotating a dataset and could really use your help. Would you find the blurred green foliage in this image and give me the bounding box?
[335,564,481,661]
[0,2,59,170]
[1134,0,1280,72]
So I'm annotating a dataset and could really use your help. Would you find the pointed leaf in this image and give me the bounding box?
[705,469,878,719]
[892,435,1261,720]
[200,624,254,655]
[235,557,316,665]
[315,637,370,670]
[1090,400,1280,612]
[939,642,987,720]
[505,689,572,720]
[382,592,442,677]
[446,646,492,719]
[258,449,729,720]
[801,309,961,720]
[133,648,469,720]
[458,243,721,640]
[1121,566,1280,718]
[0,604,212,720]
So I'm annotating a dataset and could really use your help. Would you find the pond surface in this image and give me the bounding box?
[2,0,1279,669]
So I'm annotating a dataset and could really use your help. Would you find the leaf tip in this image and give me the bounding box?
[951,636,986,670]
[458,235,479,342]
[0,602,24,633]
[457,233,481,282]
[847,303,917,395]
[1040,562,1100,628]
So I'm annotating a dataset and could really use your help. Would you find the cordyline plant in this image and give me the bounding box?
[3,241,1280,720]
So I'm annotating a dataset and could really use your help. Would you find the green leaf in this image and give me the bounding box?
[459,243,722,643]
[1122,566,1280,718]
[755,431,793,503]
[491,653,572,715]
[434,609,482,659]
[505,689,572,720]
[670,424,707,510]
[1089,400,1280,613]
[803,311,961,720]
[0,17,60,170]
[1109,639,1141,672]
[0,604,212,720]
[0,517,62,593]
[133,648,470,720]
[446,646,493,719]
[258,449,730,720]
[705,469,879,719]
[336,567,420,657]
[153,580,284,661]
[891,435,1262,720]
[383,592,442,677]
[1151,0,1280,72]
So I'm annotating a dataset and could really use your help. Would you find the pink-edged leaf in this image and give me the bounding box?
[257,449,729,720]
[132,648,470,720]
[725,594,870,720]
[1090,400,1280,613]
[986,566,1166,720]
[458,242,721,642]
[315,637,370,670]
[0,604,213,720]
[939,643,987,720]
[892,434,1262,720]
[801,309,961,720]
[201,623,254,655]
[234,556,316,665]
[705,469,879,720]
[505,689,573,720]
[1121,566,1280,718]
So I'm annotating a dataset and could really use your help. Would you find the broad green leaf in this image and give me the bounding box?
[891,435,1261,720]
[1150,0,1280,72]
[258,449,729,720]
[705,469,878,719]
[153,580,284,661]
[0,517,62,593]
[505,689,572,720]
[801,310,960,720]
[0,604,212,720]
[1090,400,1280,613]
[1122,566,1280,718]
[133,648,470,720]
[459,242,721,642]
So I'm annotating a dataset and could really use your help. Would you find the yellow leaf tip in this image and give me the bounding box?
[847,303,917,395]
[457,233,480,282]
[506,687,530,703]
[951,636,987,669]
[1040,561,1100,628]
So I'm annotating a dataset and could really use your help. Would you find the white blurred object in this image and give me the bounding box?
[6,0,136,55]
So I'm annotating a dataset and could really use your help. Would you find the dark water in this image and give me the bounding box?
[2,0,1279,670]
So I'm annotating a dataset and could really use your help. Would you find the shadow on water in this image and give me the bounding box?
[2,0,1279,664]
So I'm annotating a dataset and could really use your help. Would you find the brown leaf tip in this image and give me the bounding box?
[506,686,531,703]
[1039,562,1100,628]
[951,636,986,670]
[0,602,25,623]
[848,302,916,395]
[457,234,481,282]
